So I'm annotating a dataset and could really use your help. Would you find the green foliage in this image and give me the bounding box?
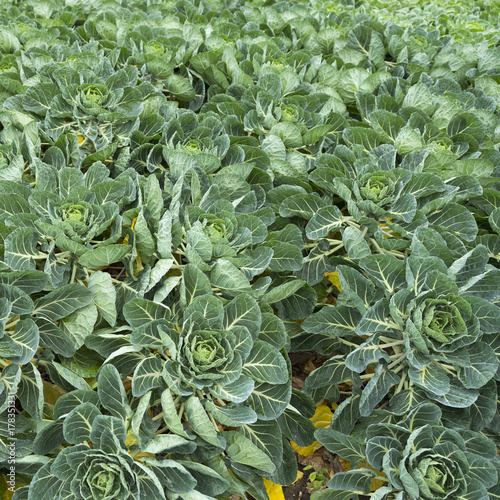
[0,0,499,499]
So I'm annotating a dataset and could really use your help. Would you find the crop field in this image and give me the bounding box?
[0,0,499,498]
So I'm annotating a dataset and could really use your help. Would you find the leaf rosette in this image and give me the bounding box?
[410,295,474,353]
[314,403,498,499]
[163,328,242,393]
[61,448,140,500]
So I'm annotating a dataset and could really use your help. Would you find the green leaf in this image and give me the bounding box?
[160,389,189,438]
[18,363,44,420]
[269,122,303,148]
[327,469,377,495]
[123,298,171,328]
[222,430,276,473]
[87,271,117,327]
[33,420,64,455]
[305,206,344,240]
[132,356,163,397]
[342,227,371,260]
[210,376,255,403]
[0,194,31,219]
[258,313,287,350]
[469,380,497,431]
[211,259,251,294]
[359,254,406,294]
[7,318,39,365]
[427,203,478,242]
[408,363,450,396]
[59,303,98,350]
[242,341,288,384]
[51,361,92,391]
[224,294,262,340]
[180,264,212,306]
[315,428,366,469]
[54,390,100,419]
[22,83,58,115]
[247,379,291,420]
[25,463,63,500]
[457,341,498,390]
[33,284,93,322]
[262,279,306,304]
[304,356,361,392]
[359,366,400,417]
[402,83,434,115]
[97,364,129,420]
[0,297,12,335]
[369,110,405,143]
[62,402,101,444]
[303,305,362,336]
[5,227,39,271]
[142,434,193,454]
[166,74,196,101]
[0,270,47,294]
[265,241,303,272]
[279,193,328,220]
[184,395,222,448]
[78,244,131,268]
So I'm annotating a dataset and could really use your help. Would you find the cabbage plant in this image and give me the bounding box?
[314,403,499,499]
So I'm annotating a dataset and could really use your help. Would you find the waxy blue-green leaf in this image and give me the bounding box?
[222,430,276,474]
[359,254,406,294]
[97,364,129,420]
[240,247,274,279]
[180,264,212,306]
[7,318,39,365]
[427,203,478,242]
[25,463,63,500]
[62,402,101,444]
[305,206,344,240]
[54,390,100,420]
[408,363,450,396]
[242,341,288,384]
[142,434,193,454]
[457,341,498,390]
[132,356,163,397]
[184,396,222,448]
[279,194,328,219]
[78,244,131,268]
[315,428,366,469]
[359,366,400,417]
[210,376,255,404]
[327,469,377,495]
[304,356,362,392]
[262,279,306,304]
[123,298,171,328]
[87,271,117,327]
[247,379,291,421]
[33,284,93,322]
[266,241,303,272]
[258,313,287,350]
[224,294,262,339]
[211,259,251,294]
[17,363,44,420]
[0,271,48,295]
[4,227,39,271]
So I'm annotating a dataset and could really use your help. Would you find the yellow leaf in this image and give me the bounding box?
[42,380,66,406]
[125,430,155,461]
[324,271,342,291]
[263,479,285,500]
[77,135,84,145]
[293,470,304,485]
[291,404,337,457]
[0,473,29,499]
